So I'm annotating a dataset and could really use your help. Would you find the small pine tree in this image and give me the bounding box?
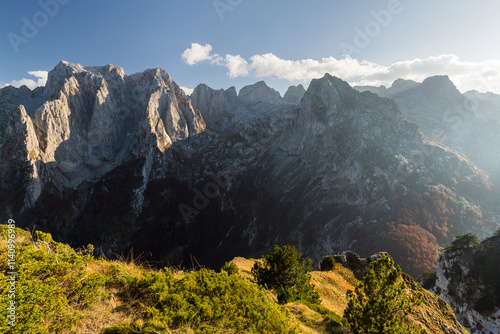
[343,255,426,334]
[252,245,320,304]
[221,261,239,275]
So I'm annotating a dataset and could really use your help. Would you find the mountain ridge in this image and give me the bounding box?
[1,62,498,281]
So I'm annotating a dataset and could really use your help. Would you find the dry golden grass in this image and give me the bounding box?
[66,259,147,334]
[287,303,328,334]
[406,280,470,333]
[310,263,358,316]
[227,256,259,280]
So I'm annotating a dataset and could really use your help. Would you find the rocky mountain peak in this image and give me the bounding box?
[299,74,376,120]
[418,75,462,98]
[238,80,282,105]
[137,67,175,88]
[44,60,85,97]
[285,73,403,156]
[299,74,343,113]
[389,78,419,94]
[0,84,44,116]
[283,84,306,104]
[191,84,237,128]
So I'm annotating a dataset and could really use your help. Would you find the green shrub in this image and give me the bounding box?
[320,255,336,271]
[417,270,437,290]
[221,261,238,275]
[475,292,496,312]
[107,268,297,333]
[252,245,321,305]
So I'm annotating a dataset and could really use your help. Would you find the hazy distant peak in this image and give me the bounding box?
[389,78,419,93]
[421,75,455,88]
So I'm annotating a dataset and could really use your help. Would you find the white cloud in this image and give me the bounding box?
[181,43,500,93]
[5,70,48,90]
[179,86,194,95]
[225,54,250,78]
[181,43,220,66]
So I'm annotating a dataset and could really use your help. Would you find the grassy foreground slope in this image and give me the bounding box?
[0,226,297,333]
[0,225,467,333]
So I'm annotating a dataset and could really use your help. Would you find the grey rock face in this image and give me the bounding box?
[192,81,293,138]
[1,61,205,191]
[435,247,500,334]
[0,105,42,208]
[280,74,479,214]
[191,84,237,129]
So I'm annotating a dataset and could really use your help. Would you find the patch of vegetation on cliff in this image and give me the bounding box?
[440,230,500,313]
[471,230,500,312]
[353,189,480,277]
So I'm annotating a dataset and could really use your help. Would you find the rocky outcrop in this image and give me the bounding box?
[433,233,500,334]
[0,85,44,116]
[0,105,42,208]
[320,251,388,279]
[191,80,294,139]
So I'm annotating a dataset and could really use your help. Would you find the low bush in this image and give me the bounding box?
[108,268,297,333]
[252,245,321,305]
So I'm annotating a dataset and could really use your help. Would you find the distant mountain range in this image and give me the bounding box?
[355,77,500,182]
[1,61,499,281]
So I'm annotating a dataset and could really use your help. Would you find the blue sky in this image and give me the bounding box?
[1,0,500,94]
